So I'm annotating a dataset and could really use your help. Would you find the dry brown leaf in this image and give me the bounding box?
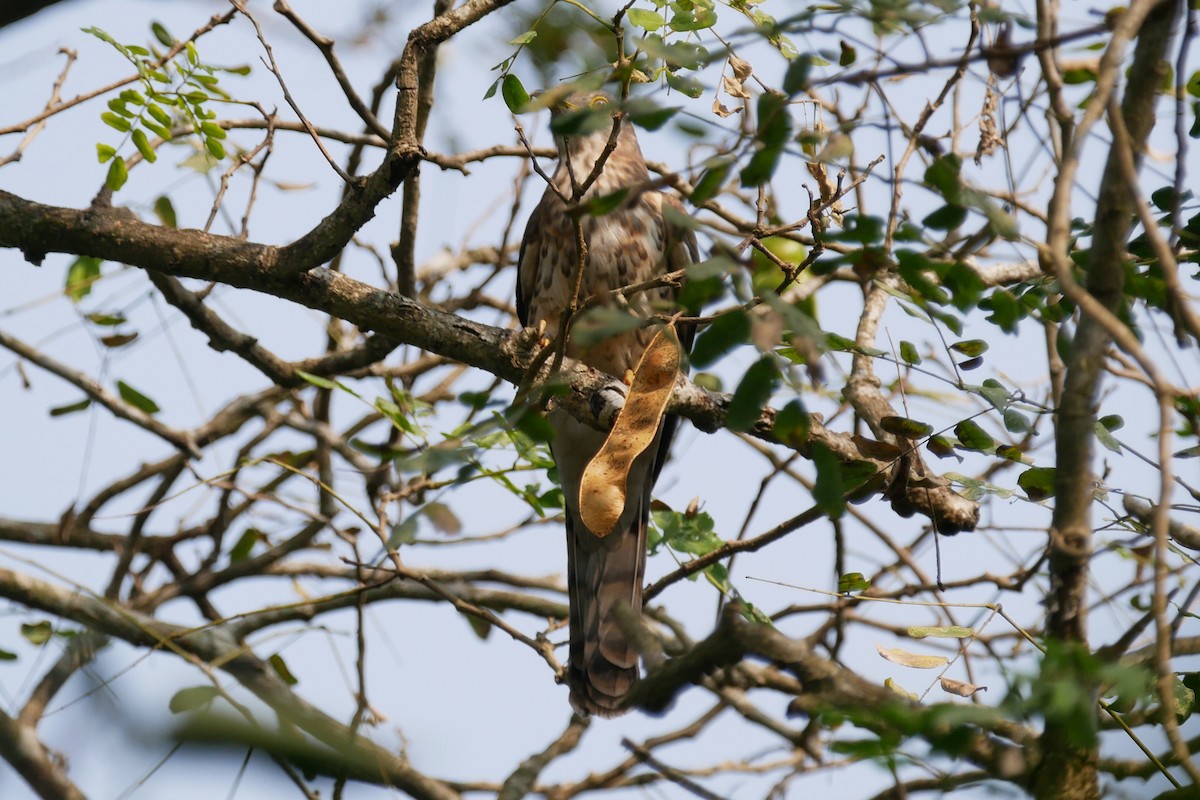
[722,74,751,100]
[728,54,752,82]
[875,643,949,669]
[712,97,739,118]
[940,677,986,697]
[579,328,680,537]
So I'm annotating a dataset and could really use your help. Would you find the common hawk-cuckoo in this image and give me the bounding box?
[516,91,696,717]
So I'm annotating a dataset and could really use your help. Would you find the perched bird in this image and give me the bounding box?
[516,90,696,717]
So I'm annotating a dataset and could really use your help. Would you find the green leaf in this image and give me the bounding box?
[953,419,995,452]
[96,143,117,163]
[295,370,336,390]
[268,653,299,685]
[0,647,16,661]
[200,121,227,140]
[923,204,967,230]
[627,8,665,30]
[105,156,128,191]
[812,441,845,520]
[927,434,960,460]
[570,307,642,348]
[623,97,679,131]
[20,621,52,645]
[117,380,161,414]
[579,188,628,216]
[783,53,815,95]
[50,398,92,417]
[147,102,172,127]
[151,21,174,47]
[466,615,493,640]
[169,685,218,714]
[101,111,131,132]
[65,256,102,302]
[185,41,199,66]
[880,415,933,439]
[689,157,733,205]
[664,69,705,98]
[899,340,921,365]
[838,572,870,593]
[1003,408,1031,434]
[153,195,177,227]
[509,30,537,45]
[949,339,989,357]
[1018,466,1056,500]
[839,41,857,66]
[727,356,779,431]
[204,137,226,159]
[229,528,259,562]
[690,309,750,368]
[501,73,530,113]
[131,128,156,163]
[1095,419,1123,453]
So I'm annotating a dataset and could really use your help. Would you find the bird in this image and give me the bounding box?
[515,89,696,717]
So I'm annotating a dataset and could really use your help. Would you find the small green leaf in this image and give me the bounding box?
[117,380,161,414]
[153,196,177,227]
[690,309,750,368]
[1095,419,1122,453]
[229,528,259,562]
[880,416,933,439]
[627,8,666,30]
[204,137,226,159]
[949,339,989,357]
[185,41,199,66]
[689,157,734,205]
[295,369,336,389]
[50,398,92,417]
[200,121,227,140]
[1018,466,1056,500]
[923,204,967,230]
[509,30,537,45]
[579,188,628,216]
[1003,408,1031,433]
[106,155,128,191]
[954,419,995,452]
[899,340,921,365]
[65,256,102,302]
[96,143,117,163]
[838,572,870,593]
[0,647,16,661]
[501,73,530,113]
[131,128,156,162]
[151,21,174,47]
[169,685,218,714]
[727,356,779,431]
[570,306,642,348]
[101,112,131,132]
[147,103,173,127]
[927,434,960,460]
[466,615,493,640]
[812,441,845,520]
[20,621,52,645]
[268,653,299,685]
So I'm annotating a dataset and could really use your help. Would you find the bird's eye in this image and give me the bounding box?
[589,96,609,108]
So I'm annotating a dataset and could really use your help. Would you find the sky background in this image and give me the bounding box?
[1,0,1197,798]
